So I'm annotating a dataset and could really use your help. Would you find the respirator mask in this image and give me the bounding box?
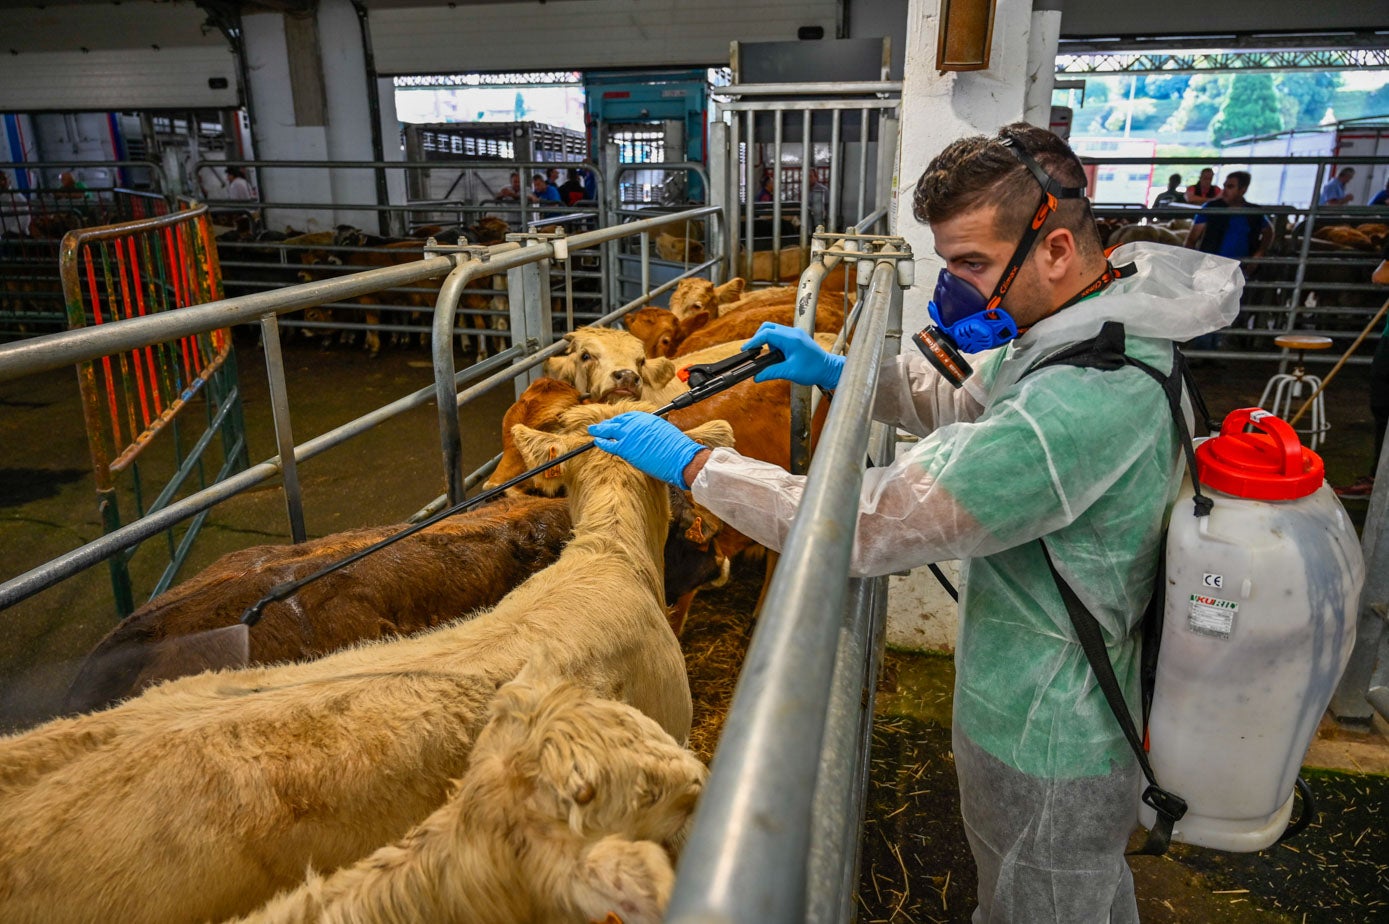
[912,137,1089,388]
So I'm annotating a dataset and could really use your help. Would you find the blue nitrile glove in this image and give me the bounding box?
[588,411,704,489]
[742,322,845,391]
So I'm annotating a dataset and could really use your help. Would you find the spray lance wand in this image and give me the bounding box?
[238,344,786,628]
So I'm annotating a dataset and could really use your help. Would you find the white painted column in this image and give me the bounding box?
[886,0,1038,653]
[241,1,386,233]
[1024,0,1064,129]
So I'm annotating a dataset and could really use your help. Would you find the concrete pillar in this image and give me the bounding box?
[240,0,385,233]
[886,0,1040,653]
[1024,0,1064,129]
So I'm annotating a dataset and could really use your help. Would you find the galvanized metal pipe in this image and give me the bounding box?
[773,110,784,281]
[258,313,307,543]
[856,110,870,226]
[666,256,897,924]
[745,110,756,281]
[715,81,903,97]
[829,110,842,234]
[800,110,812,254]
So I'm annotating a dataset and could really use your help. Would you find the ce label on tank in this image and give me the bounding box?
[1202,573,1223,589]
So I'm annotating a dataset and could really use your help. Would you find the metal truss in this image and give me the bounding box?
[393,71,582,88]
[1057,47,1389,75]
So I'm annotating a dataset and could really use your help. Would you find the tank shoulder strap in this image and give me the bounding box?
[1021,320,1216,856]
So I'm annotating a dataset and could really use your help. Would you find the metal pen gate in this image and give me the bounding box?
[59,205,248,616]
[708,81,901,287]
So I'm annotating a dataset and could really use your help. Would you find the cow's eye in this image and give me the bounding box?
[637,357,645,367]
[580,351,592,362]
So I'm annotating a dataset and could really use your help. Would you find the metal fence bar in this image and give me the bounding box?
[258,313,306,543]
[666,254,898,924]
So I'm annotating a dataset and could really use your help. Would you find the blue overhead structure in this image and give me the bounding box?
[584,69,708,202]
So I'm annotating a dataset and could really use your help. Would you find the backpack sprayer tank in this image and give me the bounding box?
[1140,408,1365,851]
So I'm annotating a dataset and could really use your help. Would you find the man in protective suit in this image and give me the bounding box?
[588,123,1242,923]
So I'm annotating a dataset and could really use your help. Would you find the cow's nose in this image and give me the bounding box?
[612,369,639,389]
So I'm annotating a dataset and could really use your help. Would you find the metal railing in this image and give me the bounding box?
[667,243,907,922]
[0,204,726,613]
[710,84,900,288]
[1083,153,1389,362]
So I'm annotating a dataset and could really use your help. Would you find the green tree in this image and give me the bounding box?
[1161,74,1226,133]
[1209,72,1284,145]
[1275,72,1343,128]
[1367,82,1389,118]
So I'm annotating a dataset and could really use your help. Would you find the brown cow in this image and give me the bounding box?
[623,306,712,358]
[675,301,845,357]
[668,277,746,321]
[64,495,571,714]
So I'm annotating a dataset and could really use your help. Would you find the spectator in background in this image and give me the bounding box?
[1320,166,1356,206]
[225,166,255,201]
[0,171,30,237]
[496,172,523,201]
[1184,171,1271,268]
[1334,240,1389,498]
[546,167,561,191]
[529,173,561,205]
[1369,175,1389,207]
[1184,167,1220,204]
[1151,173,1183,208]
[756,170,775,202]
[558,168,585,205]
[581,167,597,202]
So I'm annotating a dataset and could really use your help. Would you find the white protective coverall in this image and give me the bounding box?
[689,242,1244,923]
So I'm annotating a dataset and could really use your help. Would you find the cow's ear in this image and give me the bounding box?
[513,424,570,472]
[643,357,677,388]
[620,312,636,331]
[715,277,746,303]
[544,352,579,384]
[683,419,735,450]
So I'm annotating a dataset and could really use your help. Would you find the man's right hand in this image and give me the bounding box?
[742,323,845,392]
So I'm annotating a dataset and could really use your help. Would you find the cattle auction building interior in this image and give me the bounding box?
[1,1,1388,922]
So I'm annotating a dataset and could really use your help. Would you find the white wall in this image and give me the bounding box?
[884,0,1058,653]
[369,0,838,74]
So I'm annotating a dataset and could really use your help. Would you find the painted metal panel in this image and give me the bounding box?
[370,0,838,74]
[0,48,239,111]
[0,1,235,111]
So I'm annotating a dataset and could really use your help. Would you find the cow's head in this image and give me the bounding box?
[544,327,676,403]
[668,277,746,322]
[622,307,709,359]
[483,662,706,868]
[486,378,584,495]
[473,216,510,245]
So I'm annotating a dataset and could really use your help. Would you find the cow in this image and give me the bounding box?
[0,404,733,924]
[675,300,845,357]
[227,669,705,924]
[668,277,746,322]
[543,327,680,404]
[63,495,571,714]
[623,306,712,358]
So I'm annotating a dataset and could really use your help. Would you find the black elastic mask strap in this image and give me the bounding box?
[982,138,1090,313]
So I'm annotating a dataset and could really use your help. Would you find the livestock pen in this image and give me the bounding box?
[2,191,1389,920]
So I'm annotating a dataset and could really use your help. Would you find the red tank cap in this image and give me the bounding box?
[1195,407,1324,501]
[676,365,691,383]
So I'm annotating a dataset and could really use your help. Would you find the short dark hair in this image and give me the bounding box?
[1168,172,1182,186]
[531,173,545,183]
[912,122,1100,256]
[1227,170,1251,192]
[1338,166,1355,179]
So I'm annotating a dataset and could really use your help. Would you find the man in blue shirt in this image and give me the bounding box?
[529,174,561,204]
[1184,171,1271,266]
[1320,166,1355,206]
[1370,175,1389,207]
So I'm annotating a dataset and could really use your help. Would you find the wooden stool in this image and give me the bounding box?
[1258,334,1333,450]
